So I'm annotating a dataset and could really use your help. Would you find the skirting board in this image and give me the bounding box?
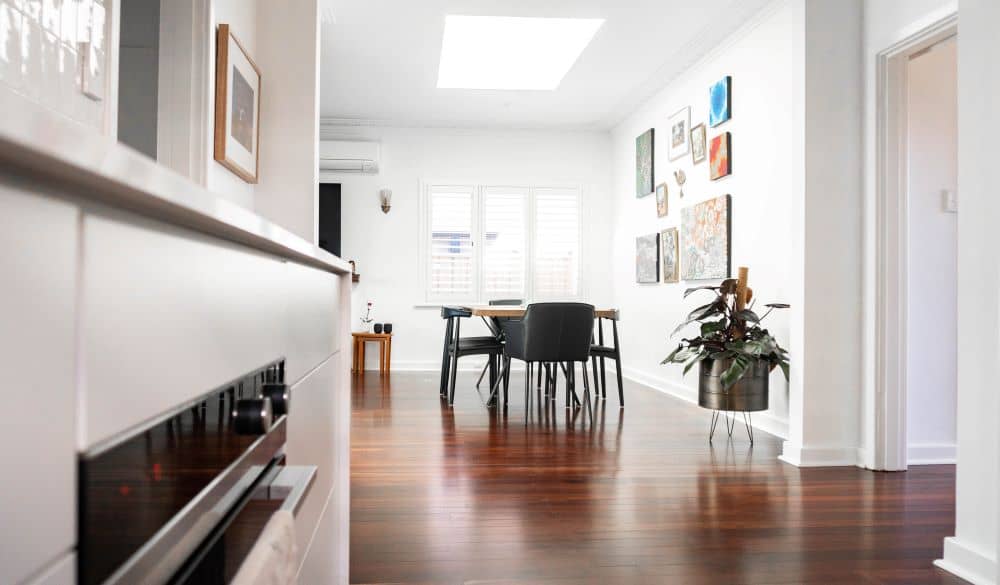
[778,442,859,467]
[908,443,957,465]
[621,366,789,440]
[935,537,997,585]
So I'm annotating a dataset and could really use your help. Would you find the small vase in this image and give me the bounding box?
[361,319,373,333]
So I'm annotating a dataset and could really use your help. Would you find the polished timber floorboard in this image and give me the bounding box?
[350,371,964,585]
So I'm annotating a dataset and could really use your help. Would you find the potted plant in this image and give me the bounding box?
[662,268,789,416]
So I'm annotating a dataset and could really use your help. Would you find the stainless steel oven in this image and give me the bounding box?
[78,359,314,585]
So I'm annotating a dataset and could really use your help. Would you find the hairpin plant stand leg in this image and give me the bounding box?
[708,410,754,445]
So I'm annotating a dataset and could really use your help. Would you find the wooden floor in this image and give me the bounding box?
[350,371,965,585]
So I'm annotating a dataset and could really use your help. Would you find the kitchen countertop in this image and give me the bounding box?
[0,95,351,276]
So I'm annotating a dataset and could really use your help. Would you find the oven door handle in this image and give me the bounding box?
[251,465,317,515]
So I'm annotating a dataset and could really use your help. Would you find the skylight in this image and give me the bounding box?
[437,15,605,91]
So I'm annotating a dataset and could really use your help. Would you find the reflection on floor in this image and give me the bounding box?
[350,371,963,585]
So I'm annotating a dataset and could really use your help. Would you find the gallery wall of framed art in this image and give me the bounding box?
[632,72,734,284]
[613,0,800,439]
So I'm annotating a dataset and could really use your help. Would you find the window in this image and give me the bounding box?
[428,186,475,299]
[533,188,581,299]
[422,183,582,302]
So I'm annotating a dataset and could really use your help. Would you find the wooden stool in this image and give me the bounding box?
[352,332,393,374]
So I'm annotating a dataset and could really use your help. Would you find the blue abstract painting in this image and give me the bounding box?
[709,76,731,127]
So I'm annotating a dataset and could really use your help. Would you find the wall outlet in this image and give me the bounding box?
[942,189,958,213]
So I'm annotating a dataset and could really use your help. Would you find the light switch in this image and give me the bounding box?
[942,189,958,213]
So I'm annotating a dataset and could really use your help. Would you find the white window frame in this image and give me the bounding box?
[418,180,585,304]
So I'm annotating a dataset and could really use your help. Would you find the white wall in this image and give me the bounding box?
[206,0,256,208]
[322,125,612,371]
[937,0,1000,582]
[608,1,799,439]
[859,0,958,470]
[254,0,320,243]
[785,0,864,467]
[905,38,957,465]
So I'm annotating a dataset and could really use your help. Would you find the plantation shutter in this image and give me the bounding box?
[428,186,475,300]
[532,187,581,299]
[481,187,528,300]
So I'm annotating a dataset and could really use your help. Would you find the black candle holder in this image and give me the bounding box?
[383,323,393,334]
[373,323,384,334]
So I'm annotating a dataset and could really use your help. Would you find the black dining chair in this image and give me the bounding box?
[439,306,504,406]
[474,299,523,390]
[589,310,624,406]
[498,303,595,408]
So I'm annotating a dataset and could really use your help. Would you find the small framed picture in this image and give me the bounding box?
[660,227,679,283]
[668,106,691,161]
[214,24,262,183]
[655,182,668,217]
[690,123,707,164]
[635,128,655,198]
[710,132,732,180]
[709,76,732,127]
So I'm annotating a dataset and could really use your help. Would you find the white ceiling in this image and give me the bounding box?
[320,0,772,130]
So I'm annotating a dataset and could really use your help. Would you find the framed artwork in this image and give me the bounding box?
[635,128,654,198]
[635,234,660,284]
[690,123,707,164]
[710,132,731,180]
[668,106,691,161]
[709,76,731,127]
[681,195,731,280]
[660,227,679,283]
[655,182,668,217]
[214,24,262,183]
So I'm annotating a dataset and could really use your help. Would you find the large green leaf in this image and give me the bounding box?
[700,319,727,337]
[682,350,707,376]
[683,285,720,299]
[734,309,761,323]
[779,361,790,381]
[720,354,752,389]
[764,303,790,309]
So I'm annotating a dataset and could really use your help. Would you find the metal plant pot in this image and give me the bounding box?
[698,357,769,412]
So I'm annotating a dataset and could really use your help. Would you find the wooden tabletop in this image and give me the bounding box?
[352,332,393,338]
[463,306,619,319]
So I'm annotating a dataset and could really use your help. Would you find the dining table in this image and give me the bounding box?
[441,304,622,408]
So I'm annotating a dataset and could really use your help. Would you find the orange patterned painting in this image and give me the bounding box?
[709,132,731,180]
[681,195,731,280]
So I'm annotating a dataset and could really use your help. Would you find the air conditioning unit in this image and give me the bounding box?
[319,140,380,173]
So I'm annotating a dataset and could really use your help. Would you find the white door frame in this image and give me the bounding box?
[156,0,211,186]
[872,15,957,471]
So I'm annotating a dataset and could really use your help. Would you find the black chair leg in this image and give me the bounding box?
[614,356,624,406]
[536,361,543,390]
[475,361,489,389]
[600,357,607,399]
[524,362,530,405]
[591,356,600,398]
[439,319,452,397]
[447,350,459,405]
[503,357,511,406]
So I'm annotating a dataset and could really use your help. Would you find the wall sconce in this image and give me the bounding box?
[379,188,392,214]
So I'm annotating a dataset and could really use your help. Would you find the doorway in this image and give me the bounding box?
[117,0,161,159]
[904,36,957,465]
[873,17,958,471]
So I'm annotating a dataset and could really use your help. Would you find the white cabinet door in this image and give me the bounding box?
[283,262,339,384]
[286,353,348,584]
[0,184,77,585]
[80,208,289,449]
